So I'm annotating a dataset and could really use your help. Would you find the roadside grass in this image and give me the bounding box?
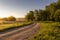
[0,22,33,32]
[30,21,60,40]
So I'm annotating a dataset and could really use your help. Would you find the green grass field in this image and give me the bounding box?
[0,21,33,32]
[30,21,60,40]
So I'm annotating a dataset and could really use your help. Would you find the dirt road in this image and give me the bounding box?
[0,23,40,40]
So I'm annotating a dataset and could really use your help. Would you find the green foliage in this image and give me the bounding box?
[56,0,60,7]
[49,3,56,20]
[25,11,35,21]
[0,16,16,21]
[30,22,60,40]
[7,16,16,21]
[54,9,60,21]
[25,0,60,22]
[34,10,39,21]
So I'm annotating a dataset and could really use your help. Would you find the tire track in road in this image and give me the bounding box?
[0,23,40,40]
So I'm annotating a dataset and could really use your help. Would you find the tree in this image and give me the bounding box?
[45,6,51,20]
[34,10,40,21]
[38,9,42,20]
[2,18,8,21]
[40,10,49,21]
[25,0,60,22]
[54,9,60,21]
[25,11,35,21]
[56,0,60,7]
[49,3,56,21]
[7,16,16,21]
[25,13,31,21]
[38,10,44,21]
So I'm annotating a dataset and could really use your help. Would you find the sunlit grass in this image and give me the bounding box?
[0,22,33,32]
[30,21,60,40]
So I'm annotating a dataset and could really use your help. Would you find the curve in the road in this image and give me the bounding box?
[0,23,40,40]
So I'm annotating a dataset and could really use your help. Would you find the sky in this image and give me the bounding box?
[0,0,57,18]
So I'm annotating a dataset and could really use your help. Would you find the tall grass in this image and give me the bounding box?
[30,22,60,40]
[0,22,33,32]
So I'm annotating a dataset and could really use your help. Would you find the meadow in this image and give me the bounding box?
[30,21,60,40]
[0,21,33,32]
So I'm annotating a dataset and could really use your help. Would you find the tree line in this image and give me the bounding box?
[0,16,16,21]
[25,0,60,22]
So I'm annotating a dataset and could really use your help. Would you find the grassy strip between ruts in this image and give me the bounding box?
[30,21,60,40]
[0,22,33,32]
